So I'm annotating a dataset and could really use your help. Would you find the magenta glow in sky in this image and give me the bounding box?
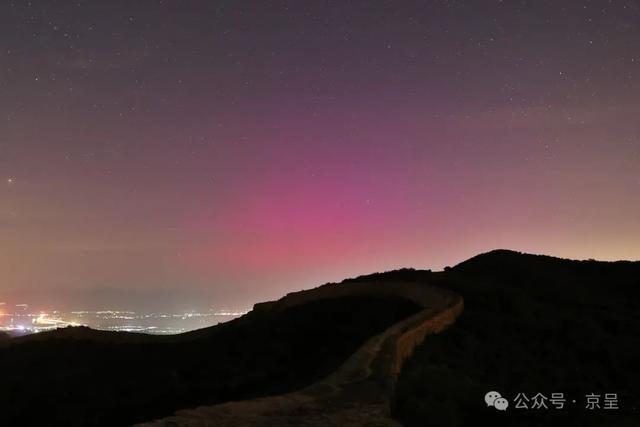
[1,1,639,309]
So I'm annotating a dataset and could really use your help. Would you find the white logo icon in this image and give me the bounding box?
[494,397,509,411]
[485,391,509,411]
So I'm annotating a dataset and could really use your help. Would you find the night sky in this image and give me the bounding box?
[1,1,639,310]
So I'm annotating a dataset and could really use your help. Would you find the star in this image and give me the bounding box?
[6,178,14,184]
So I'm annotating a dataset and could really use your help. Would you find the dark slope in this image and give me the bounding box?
[0,294,420,427]
[3,250,638,427]
[393,250,640,427]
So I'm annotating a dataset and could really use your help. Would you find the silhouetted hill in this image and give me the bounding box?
[342,267,433,284]
[2,250,638,427]
[393,250,640,427]
[136,281,462,426]
[2,325,160,347]
[0,293,420,427]
[454,249,639,280]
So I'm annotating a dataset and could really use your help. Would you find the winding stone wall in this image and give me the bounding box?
[136,281,463,427]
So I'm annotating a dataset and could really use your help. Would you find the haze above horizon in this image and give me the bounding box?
[2,1,639,309]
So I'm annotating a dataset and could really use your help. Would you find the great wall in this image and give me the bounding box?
[137,280,464,426]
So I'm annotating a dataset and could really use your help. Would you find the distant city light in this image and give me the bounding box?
[0,305,250,336]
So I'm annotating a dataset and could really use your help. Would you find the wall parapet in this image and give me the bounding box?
[137,280,464,427]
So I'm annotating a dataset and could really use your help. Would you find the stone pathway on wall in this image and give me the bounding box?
[136,281,464,427]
